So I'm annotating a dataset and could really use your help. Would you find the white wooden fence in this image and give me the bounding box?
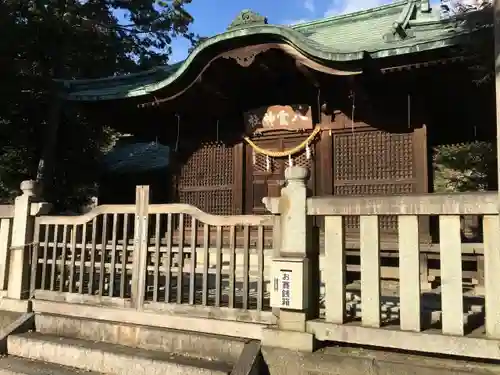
[29,186,277,323]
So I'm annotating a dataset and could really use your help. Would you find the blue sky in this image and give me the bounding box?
[169,0,441,62]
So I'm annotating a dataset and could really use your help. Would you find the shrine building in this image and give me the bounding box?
[57,0,493,242]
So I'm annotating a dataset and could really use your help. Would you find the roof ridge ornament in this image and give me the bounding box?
[227,10,268,30]
[383,0,417,42]
[420,0,431,13]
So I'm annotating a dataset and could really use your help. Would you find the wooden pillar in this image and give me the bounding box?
[36,96,62,201]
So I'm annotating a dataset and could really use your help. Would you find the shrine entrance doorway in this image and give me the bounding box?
[246,133,315,215]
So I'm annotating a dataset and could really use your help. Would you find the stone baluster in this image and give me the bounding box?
[262,166,319,352]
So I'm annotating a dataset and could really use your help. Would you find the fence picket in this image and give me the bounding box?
[202,223,209,306]
[398,215,421,332]
[483,215,500,338]
[88,218,97,295]
[360,215,381,328]
[242,226,250,310]
[78,222,87,294]
[324,216,346,323]
[164,213,173,303]
[176,213,185,304]
[0,219,12,291]
[439,215,464,336]
[119,213,129,298]
[50,224,59,291]
[68,224,77,293]
[215,225,223,307]
[108,214,118,297]
[189,218,197,305]
[153,213,161,303]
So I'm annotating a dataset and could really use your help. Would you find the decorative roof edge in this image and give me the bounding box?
[63,31,479,102]
[59,2,490,102]
[291,1,408,31]
[61,24,367,97]
[58,1,413,91]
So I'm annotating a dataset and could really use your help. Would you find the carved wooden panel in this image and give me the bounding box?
[178,142,234,215]
[252,152,280,173]
[292,149,313,170]
[333,130,415,232]
[178,189,233,215]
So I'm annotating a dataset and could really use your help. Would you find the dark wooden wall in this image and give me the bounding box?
[173,118,428,231]
[89,53,494,245]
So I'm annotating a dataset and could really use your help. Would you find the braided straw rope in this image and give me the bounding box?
[243,126,321,158]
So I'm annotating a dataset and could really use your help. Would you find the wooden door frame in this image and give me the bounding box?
[233,142,245,214]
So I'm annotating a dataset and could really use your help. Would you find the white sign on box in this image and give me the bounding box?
[270,257,309,310]
[280,269,292,307]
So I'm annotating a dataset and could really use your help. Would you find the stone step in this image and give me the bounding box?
[0,311,23,332]
[0,356,104,375]
[35,313,247,364]
[7,332,232,375]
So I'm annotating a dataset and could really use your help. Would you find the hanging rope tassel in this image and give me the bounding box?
[266,155,270,172]
[288,154,293,167]
[252,149,256,166]
[306,143,311,160]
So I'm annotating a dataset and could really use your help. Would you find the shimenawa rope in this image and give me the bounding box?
[243,126,321,158]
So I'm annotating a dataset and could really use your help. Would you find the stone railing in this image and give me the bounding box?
[3,171,500,359]
[0,181,50,310]
[263,166,500,359]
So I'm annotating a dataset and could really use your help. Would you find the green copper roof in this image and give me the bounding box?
[60,0,491,102]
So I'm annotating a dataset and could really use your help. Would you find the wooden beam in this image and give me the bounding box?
[295,61,319,87]
[197,76,229,101]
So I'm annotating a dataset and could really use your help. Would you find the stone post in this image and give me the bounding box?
[7,180,38,300]
[262,166,319,352]
[131,185,150,310]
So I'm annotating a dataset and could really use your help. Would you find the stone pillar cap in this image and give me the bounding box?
[284,166,309,181]
[20,180,37,196]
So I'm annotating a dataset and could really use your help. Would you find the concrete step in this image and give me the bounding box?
[0,356,104,375]
[35,313,247,363]
[7,332,232,375]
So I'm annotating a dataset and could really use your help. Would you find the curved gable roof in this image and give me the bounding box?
[59,0,490,102]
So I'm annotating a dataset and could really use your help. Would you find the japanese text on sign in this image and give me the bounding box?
[280,269,292,307]
[244,104,312,134]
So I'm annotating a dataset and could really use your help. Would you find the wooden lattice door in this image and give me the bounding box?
[177,142,235,215]
[247,134,314,214]
[332,129,417,234]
